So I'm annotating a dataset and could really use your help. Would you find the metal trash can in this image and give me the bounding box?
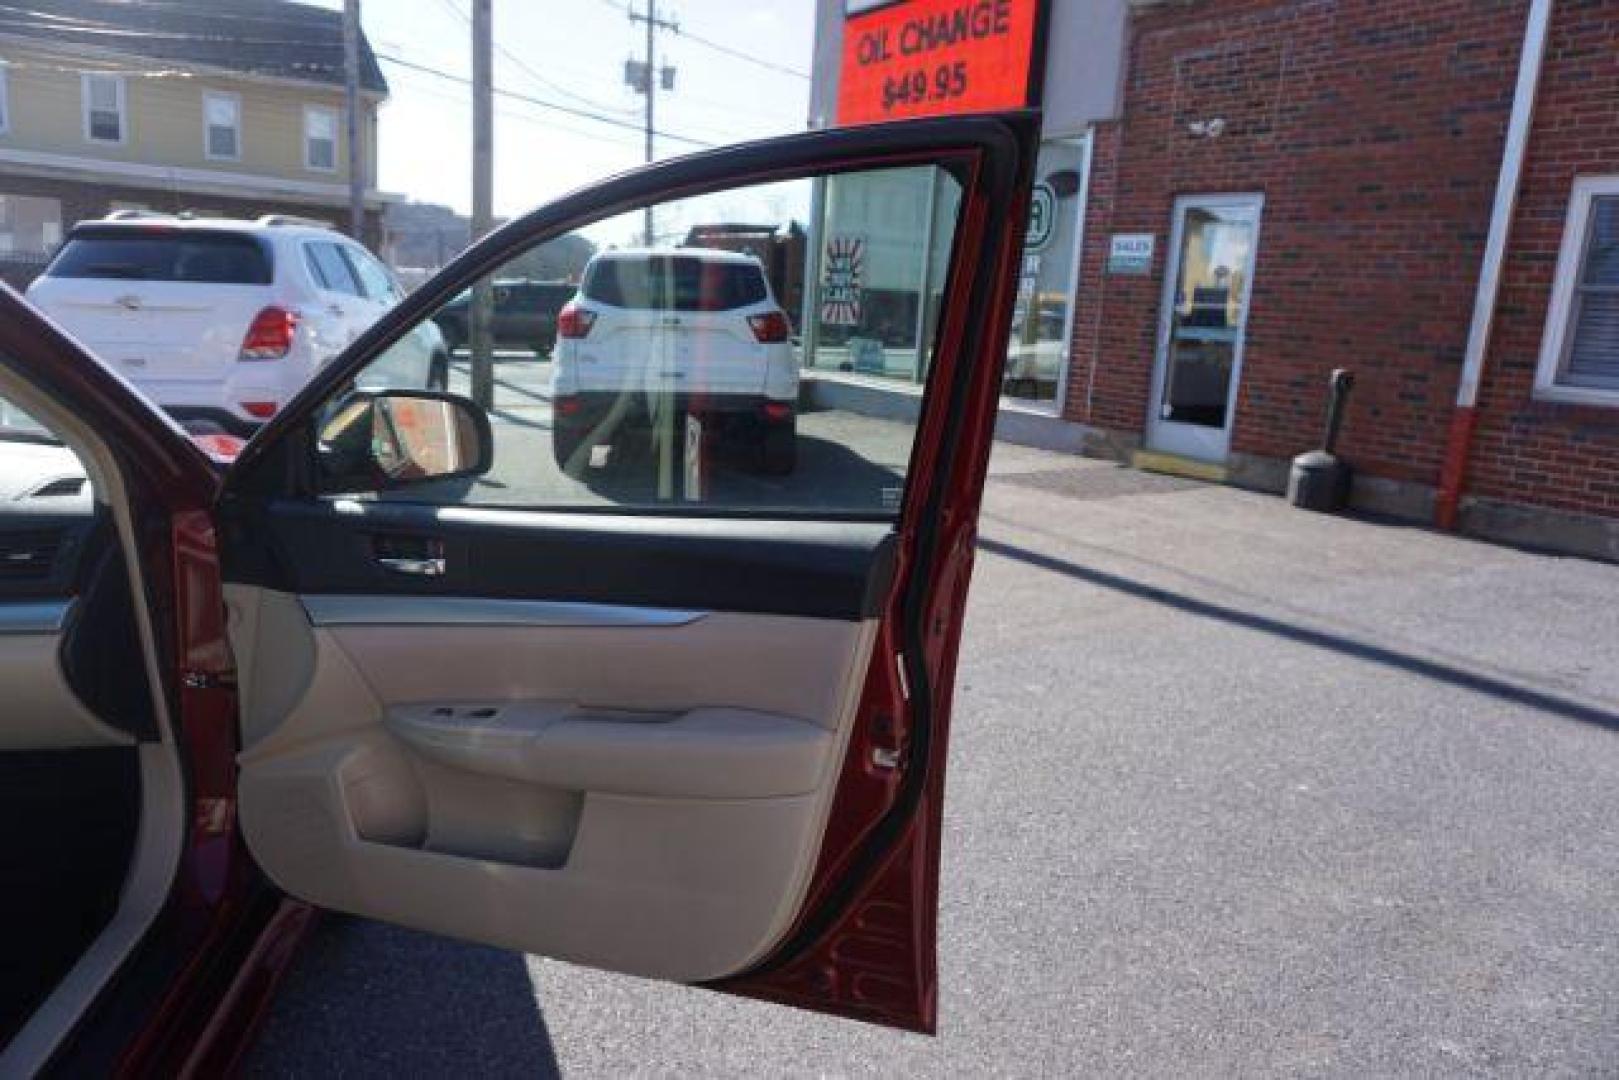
[1287,369,1356,513]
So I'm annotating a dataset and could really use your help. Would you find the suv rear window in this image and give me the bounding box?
[47,230,271,284]
[581,255,767,312]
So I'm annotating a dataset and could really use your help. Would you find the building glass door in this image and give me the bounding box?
[1147,195,1263,461]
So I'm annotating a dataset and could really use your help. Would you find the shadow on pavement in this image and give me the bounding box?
[243,916,560,1078]
[571,432,904,511]
[979,535,1619,735]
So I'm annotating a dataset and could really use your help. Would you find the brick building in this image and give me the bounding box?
[808,0,1619,561]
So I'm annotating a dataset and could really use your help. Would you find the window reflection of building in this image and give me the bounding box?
[808,166,960,380]
[804,136,1090,410]
[1003,137,1087,408]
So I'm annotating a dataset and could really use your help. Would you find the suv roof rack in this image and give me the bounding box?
[101,209,231,223]
[256,214,335,230]
[103,209,175,221]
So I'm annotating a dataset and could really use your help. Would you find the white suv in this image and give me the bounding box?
[26,213,447,436]
[551,247,799,474]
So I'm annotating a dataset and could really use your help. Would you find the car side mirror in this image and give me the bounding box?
[316,389,492,493]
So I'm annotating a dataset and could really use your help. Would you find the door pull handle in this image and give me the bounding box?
[377,556,446,577]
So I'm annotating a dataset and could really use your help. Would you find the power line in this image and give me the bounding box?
[415,70,758,151]
[596,0,810,81]
[387,66,654,154]
[0,2,355,51]
[375,51,714,149]
[433,0,639,118]
[680,26,810,81]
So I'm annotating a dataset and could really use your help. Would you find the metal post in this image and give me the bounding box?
[643,0,656,245]
[628,2,677,245]
[912,170,941,383]
[800,176,828,375]
[469,0,495,410]
[342,0,364,243]
[1434,0,1552,529]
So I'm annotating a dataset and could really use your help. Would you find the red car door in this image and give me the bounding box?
[0,117,1037,1065]
[215,112,1038,1035]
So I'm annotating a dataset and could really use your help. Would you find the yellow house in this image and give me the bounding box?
[0,0,390,282]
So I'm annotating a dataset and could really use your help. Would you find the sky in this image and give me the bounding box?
[312,0,818,220]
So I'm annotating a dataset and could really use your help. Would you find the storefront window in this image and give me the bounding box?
[803,135,1089,414]
[807,166,960,381]
[1003,138,1086,407]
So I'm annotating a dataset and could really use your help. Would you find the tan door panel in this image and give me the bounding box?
[387,704,834,799]
[0,602,133,750]
[321,612,867,728]
[230,586,876,981]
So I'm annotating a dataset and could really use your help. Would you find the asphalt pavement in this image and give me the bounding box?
[394,355,913,513]
[246,389,1619,1077]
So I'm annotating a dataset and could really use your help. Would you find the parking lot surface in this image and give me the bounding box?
[392,355,912,511]
[248,392,1619,1077]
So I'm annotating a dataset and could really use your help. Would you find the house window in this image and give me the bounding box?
[304,105,337,172]
[1537,177,1619,404]
[83,73,126,144]
[204,91,241,160]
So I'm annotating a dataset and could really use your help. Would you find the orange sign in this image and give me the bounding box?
[836,0,1043,126]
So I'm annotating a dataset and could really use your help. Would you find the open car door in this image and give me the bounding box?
[218,113,1037,1033]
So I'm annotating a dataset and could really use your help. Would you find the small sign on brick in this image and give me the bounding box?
[1107,233,1155,276]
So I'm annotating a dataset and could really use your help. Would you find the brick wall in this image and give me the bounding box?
[1466,0,1619,520]
[1066,0,1526,490]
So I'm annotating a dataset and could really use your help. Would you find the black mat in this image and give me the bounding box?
[0,748,139,1044]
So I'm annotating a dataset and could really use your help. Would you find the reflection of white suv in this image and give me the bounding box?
[551,247,798,474]
[27,213,447,436]
[0,398,91,512]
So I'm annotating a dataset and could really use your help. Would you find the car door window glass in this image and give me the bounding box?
[305,242,361,297]
[333,165,963,517]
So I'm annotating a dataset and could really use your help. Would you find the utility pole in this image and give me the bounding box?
[627,1,677,245]
[342,0,364,243]
[469,0,495,409]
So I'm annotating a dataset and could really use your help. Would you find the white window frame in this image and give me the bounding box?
[1146,192,1266,463]
[1536,175,1619,406]
[0,60,11,137]
[303,104,338,173]
[82,72,127,145]
[202,90,241,161]
[1000,131,1094,417]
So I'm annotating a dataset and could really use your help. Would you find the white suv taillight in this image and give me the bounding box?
[747,311,791,344]
[238,306,298,361]
[557,302,596,340]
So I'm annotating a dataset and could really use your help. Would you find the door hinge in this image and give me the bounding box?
[870,712,908,772]
[871,746,904,770]
[181,670,236,691]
